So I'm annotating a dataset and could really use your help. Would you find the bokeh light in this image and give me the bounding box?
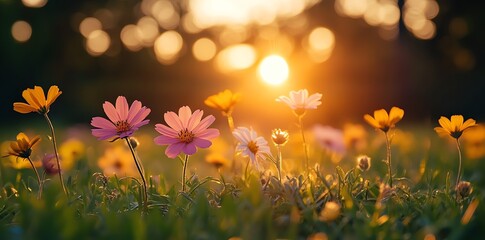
[22,0,47,8]
[192,38,217,62]
[215,44,257,72]
[86,30,110,56]
[154,31,184,64]
[137,16,159,46]
[11,21,32,43]
[120,25,143,51]
[79,17,102,38]
[258,55,289,85]
[305,27,335,63]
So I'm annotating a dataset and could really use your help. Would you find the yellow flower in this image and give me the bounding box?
[205,152,228,169]
[364,107,404,132]
[1,141,41,169]
[4,133,41,159]
[59,139,85,170]
[271,128,289,146]
[343,123,367,151]
[462,124,485,159]
[98,146,138,178]
[434,115,476,139]
[13,85,62,114]
[204,89,241,115]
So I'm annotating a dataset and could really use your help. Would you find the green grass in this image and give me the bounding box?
[1,126,484,240]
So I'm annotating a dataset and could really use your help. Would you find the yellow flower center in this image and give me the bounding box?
[247,140,259,154]
[115,120,131,133]
[178,128,195,143]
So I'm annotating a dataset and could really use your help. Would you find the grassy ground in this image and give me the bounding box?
[0,123,484,239]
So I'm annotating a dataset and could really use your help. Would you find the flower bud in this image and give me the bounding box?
[128,137,140,149]
[456,181,473,198]
[42,154,60,175]
[272,128,289,146]
[319,201,341,222]
[356,155,371,171]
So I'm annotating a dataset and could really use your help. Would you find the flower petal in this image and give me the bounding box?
[364,114,380,129]
[116,96,129,120]
[154,135,180,145]
[192,115,215,134]
[13,102,37,113]
[178,106,192,129]
[164,111,183,132]
[182,142,197,155]
[192,138,212,148]
[127,100,142,122]
[91,117,116,130]
[389,107,404,125]
[196,128,220,140]
[187,109,203,131]
[103,101,120,123]
[438,116,452,131]
[461,118,476,131]
[165,142,185,158]
[155,124,178,138]
[46,85,61,109]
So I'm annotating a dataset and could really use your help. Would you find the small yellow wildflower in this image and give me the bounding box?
[364,107,404,132]
[98,146,138,178]
[462,124,485,159]
[59,138,85,170]
[1,141,41,169]
[204,89,241,115]
[4,133,41,159]
[13,85,62,114]
[205,152,228,169]
[271,128,289,146]
[434,115,476,139]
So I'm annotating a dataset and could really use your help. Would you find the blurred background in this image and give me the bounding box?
[0,0,483,131]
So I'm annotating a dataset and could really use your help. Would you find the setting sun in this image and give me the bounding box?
[258,55,289,85]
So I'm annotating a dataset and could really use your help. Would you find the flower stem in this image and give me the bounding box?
[276,145,283,183]
[384,131,393,188]
[43,113,67,196]
[126,138,148,212]
[27,157,42,199]
[298,116,310,177]
[182,154,189,192]
[455,138,463,190]
[227,114,235,132]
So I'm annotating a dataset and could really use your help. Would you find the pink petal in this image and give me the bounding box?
[119,130,134,139]
[192,115,215,134]
[164,111,183,131]
[91,117,116,130]
[165,142,185,158]
[182,142,197,155]
[195,128,219,140]
[131,119,150,130]
[103,101,120,123]
[193,138,212,148]
[178,106,192,129]
[116,96,129,120]
[92,129,117,140]
[155,124,178,138]
[154,135,180,145]
[187,109,203,131]
[130,107,151,126]
[127,100,142,122]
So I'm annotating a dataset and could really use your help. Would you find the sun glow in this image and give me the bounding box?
[258,55,289,85]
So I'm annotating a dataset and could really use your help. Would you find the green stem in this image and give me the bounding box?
[126,138,148,212]
[43,113,67,196]
[227,114,235,132]
[298,116,310,178]
[182,154,189,192]
[276,145,283,183]
[27,157,42,199]
[455,138,463,189]
[384,131,393,188]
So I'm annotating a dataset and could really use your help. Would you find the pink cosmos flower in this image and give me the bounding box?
[232,127,271,169]
[312,124,346,154]
[276,89,322,115]
[91,96,151,141]
[154,106,220,158]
